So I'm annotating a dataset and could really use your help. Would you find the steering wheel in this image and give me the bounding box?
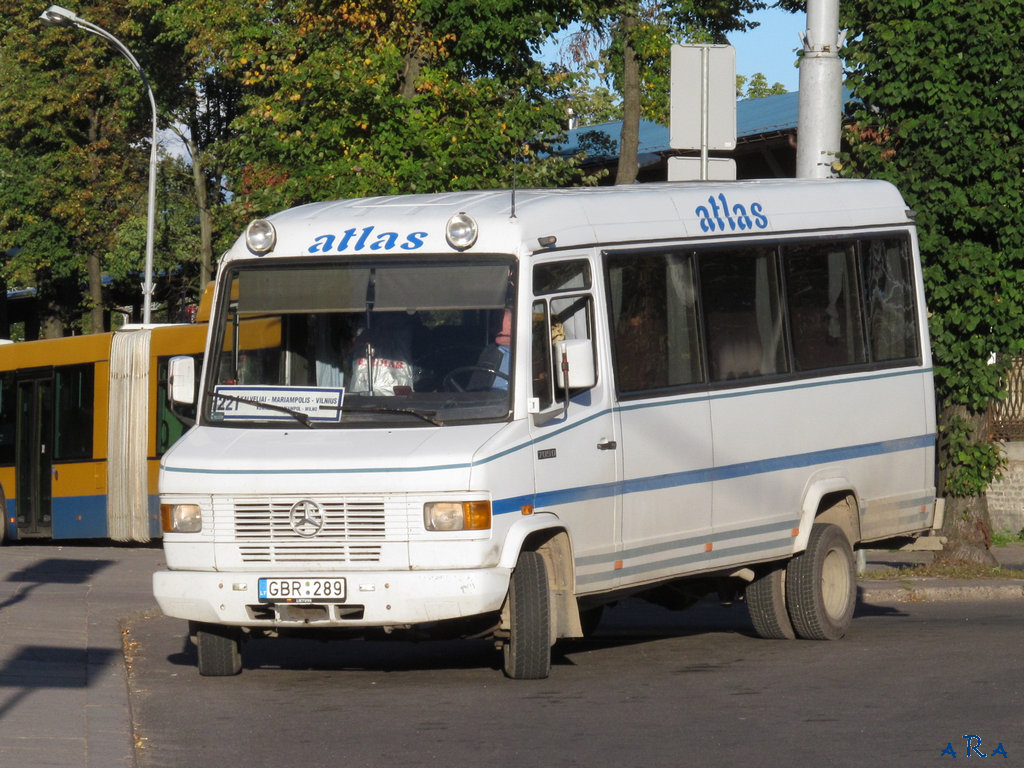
[441,365,509,392]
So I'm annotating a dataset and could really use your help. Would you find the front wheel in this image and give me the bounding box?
[502,551,552,679]
[195,622,243,676]
[785,523,856,641]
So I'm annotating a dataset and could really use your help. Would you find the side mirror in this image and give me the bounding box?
[168,355,196,406]
[554,338,596,390]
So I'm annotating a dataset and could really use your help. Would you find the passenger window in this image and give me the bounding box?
[54,364,93,460]
[701,247,788,381]
[783,242,867,371]
[607,251,703,393]
[861,238,918,362]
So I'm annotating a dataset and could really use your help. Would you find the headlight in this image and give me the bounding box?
[161,503,203,533]
[445,212,478,250]
[424,501,491,531]
[245,218,277,254]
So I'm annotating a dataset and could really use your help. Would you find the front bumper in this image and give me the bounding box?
[153,567,512,628]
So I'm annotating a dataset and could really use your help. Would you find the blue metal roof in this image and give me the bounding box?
[556,89,850,162]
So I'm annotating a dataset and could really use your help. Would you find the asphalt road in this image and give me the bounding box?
[128,596,1023,768]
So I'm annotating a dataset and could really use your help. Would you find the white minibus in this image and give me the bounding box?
[155,179,938,678]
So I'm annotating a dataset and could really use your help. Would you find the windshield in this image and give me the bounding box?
[203,258,516,427]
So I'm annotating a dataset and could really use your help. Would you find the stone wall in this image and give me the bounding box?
[986,442,1024,535]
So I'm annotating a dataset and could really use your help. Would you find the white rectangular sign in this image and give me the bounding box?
[670,44,737,151]
[212,385,345,423]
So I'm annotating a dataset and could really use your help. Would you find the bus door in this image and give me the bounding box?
[15,370,53,537]
[528,259,621,593]
[606,249,713,585]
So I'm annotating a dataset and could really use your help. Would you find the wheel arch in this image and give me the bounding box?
[795,475,861,552]
[499,514,582,640]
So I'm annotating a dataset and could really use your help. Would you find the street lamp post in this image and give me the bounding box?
[39,4,157,324]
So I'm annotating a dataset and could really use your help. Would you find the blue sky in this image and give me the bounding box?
[728,6,806,93]
[542,6,808,95]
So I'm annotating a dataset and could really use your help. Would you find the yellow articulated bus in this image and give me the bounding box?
[0,294,210,543]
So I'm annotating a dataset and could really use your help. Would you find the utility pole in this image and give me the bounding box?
[796,0,844,178]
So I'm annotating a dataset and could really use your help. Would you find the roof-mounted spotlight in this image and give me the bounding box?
[245,219,277,255]
[446,212,478,251]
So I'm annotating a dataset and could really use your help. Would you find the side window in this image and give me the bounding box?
[54,364,94,460]
[783,241,867,371]
[861,237,919,362]
[0,372,14,465]
[532,260,597,409]
[607,251,703,393]
[532,300,554,410]
[700,246,789,381]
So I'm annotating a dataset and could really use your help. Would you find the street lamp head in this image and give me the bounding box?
[39,5,80,27]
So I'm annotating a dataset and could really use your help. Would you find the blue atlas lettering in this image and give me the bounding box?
[307,228,428,253]
[695,195,769,233]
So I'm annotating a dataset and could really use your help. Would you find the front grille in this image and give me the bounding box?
[217,496,395,564]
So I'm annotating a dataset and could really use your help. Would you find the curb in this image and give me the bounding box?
[858,579,1024,603]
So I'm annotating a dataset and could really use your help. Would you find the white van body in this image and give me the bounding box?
[154,179,937,678]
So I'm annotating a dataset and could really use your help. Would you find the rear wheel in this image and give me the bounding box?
[785,523,856,641]
[502,551,552,679]
[195,622,243,676]
[745,563,795,640]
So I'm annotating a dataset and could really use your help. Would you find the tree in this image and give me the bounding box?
[566,0,765,184]
[157,0,590,225]
[0,2,155,334]
[737,72,787,99]
[838,0,1024,563]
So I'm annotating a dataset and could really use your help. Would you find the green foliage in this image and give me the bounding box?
[0,1,160,333]
[939,414,1004,498]
[1,0,775,330]
[839,0,1024,496]
[566,1,764,128]
[737,72,787,99]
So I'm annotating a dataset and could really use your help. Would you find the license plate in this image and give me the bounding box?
[258,577,347,603]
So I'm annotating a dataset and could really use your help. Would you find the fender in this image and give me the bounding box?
[497,511,567,569]
[794,473,860,553]
[497,512,583,639]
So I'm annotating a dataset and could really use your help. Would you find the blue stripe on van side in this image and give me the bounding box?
[492,432,935,515]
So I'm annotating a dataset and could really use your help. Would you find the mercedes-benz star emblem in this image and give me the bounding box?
[288,499,326,537]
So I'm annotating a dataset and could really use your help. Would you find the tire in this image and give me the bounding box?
[502,551,552,680]
[196,623,243,676]
[746,563,796,640]
[785,523,856,641]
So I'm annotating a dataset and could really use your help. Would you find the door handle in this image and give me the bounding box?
[597,438,617,450]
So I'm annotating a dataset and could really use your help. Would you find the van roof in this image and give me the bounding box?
[225,179,912,262]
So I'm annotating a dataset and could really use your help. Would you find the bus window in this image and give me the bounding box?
[862,237,919,362]
[54,365,93,461]
[607,251,703,393]
[0,372,14,465]
[157,356,200,455]
[701,246,788,382]
[533,260,591,295]
[783,241,867,371]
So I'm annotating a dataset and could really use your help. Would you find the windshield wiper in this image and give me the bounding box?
[208,390,314,428]
[340,403,444,426]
